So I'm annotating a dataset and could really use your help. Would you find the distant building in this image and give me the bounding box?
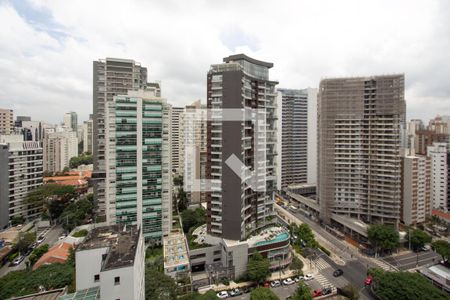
[0,135,43,228]
[64,112,78,133]
[276,88,317,190]
[43,130,78,173]
[428,116,449,135]
[32,242,72,270]
[428,143,448,211]
[401,150,431,226]
[105,88,172,244]
[74,224,145,300]
[318,75,405,227]
[171,106,184,175]
[83,115,94,154]
[0,108,13,135]
[92,57,148,221]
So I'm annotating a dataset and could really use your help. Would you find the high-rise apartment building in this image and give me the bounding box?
[93,58,148,220]
[276,88,317,190]
[0,135,43,228]
[43,130,78,173]
[105,88,172,244]
[64,112,78,133]
[427,143,448,211]
[183,100,207,204]
[318,75,406,226]
[0,108,13,135]
[428,116,449,135]
[206,54,278,240]
[83,115,94,154]
[401,151,431,226]
[171,107,184,174]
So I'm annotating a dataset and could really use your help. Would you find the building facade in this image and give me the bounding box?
[75,224,145,300]
[0,108,13,135]
[276,88,317,190]
[428,143,448,212]
[171,106,184,175]
[43,130,78,173]
[105,89,172,244]
[0,135,43,228]
[317,75,406,226]
[93,58,148,220]
[83,115,94,154]
[206,54,278,241]
[401,152,431,225]
[64,112,78,133]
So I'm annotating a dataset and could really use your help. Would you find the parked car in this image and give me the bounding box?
[12,255,24,266]
[229,288,242,297]
[242,287,251,294]
[270,280,281,287]
[282,278,295,285]
[37,236,45,244]
[312,289,322,297]
[333,269,344,277]
[321,287,332,295]
[364,275,372,285]
[217,291,229,299]
[304,274,314,281]
[421,244,431,251]
[294,275,304,282]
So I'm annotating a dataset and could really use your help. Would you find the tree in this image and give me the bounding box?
[11,215,25,226]
[291,282,313,300]
[368,268,448,300]
[290,255,304,275]
[432,240,450,262]
[181,208,205,233]
[177,187,189,212]
[145,267,177,300]
[63,166,70,173]
[14,232,36,255]
[408,229,432,250]
[367,224,399,255]
[341,284,359,300]
[250,287,279,300]
[29,244,49,266]
[291,223,318,249]
[174,175,184,186]
[247,252,270,285]
[69,154,93,169]
[59,197,94,232]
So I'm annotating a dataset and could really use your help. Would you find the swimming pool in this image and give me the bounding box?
[255,232,289,246]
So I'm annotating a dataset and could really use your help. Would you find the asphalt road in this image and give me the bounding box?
[0,225,63,278]
[383,250,441,271]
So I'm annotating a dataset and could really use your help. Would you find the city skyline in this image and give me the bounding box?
[1,0,450,123]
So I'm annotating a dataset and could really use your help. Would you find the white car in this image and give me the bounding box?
[282,278,295,285]
[270,280,281,287]
[304,274,314,281]
[294,275,304,282]
[217,291,229,299]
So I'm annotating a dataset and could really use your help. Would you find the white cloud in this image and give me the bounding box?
[0,0,449,123]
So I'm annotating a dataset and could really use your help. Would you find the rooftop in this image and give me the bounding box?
[33,242,72,270]
[419,264,450,292]
[77,224,140,270]
[163,232,189,269]
[10,288,66,300]
[247,226,289,248]
[223,54,273,68]
[59,287,100,300]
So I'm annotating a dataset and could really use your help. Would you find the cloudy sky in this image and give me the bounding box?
[0,0,449,124]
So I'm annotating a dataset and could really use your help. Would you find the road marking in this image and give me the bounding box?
[315,257,331,271]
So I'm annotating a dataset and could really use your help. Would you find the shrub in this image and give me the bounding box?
[72,229,88,238]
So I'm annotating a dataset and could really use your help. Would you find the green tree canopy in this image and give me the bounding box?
[14,232,36,254]
[69,154,93,169]
[250,287,279,300]
[291,282,313,300]
[29,244,49,266]
[408,229,432,250]
[290,223,318,249]
[247,252,270,285]
[432,240,450,262]
[341,284,359,300]
[367,224,399,254]
[145,267,177,300]
[181,208,206,233]
[290,255,304,275]
[59,197,94,232]
[368,268,448,300]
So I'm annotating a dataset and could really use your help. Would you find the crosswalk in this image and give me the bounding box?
[315,273,333,288]
[372,258,395,271]
[314,257,330,271]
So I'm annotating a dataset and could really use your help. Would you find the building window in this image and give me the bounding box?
[114,276,120,285]
[94,274,100,282]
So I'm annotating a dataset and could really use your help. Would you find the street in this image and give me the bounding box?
[0,225,63,278]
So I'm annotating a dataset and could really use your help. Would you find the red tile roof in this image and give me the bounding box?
[432,209,450,221]
[32,242,72,270]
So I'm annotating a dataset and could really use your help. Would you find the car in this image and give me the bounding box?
[294,275,304,282]
[29,242,37,249]
[282,278,295,285]
[217,291,229,299]
[37,236,45,244]
[421,245,431,251]
[364,275,372,285]
[312,289,322,297]
[333,269,344,277]
[229,288,242,296]
[321,287,332,295]
[304,274,314,281]
[12,255,24,266]
[242,287,251,294]
[270,280,281,287]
